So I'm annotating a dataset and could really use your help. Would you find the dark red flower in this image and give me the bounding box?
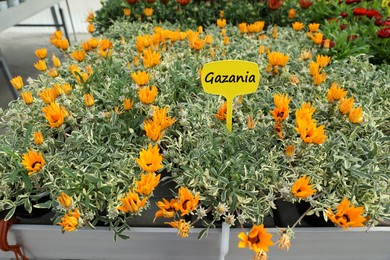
[353,7,366,16]
[340,12,348,18]
[161,0,169,4]
[346,0,361,4]
[377,27,390,38]
[177,0,190,6]
[375,19,384,26]
[146,0,156,3]
[299,0,312,9]
[268,0,284,11]
[365,10,382,19]
[126,0,138,4]
[321,39,335,48]
[340,24,348,30]
[347,35,358,41]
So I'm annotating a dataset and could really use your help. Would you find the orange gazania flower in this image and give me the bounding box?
[238,23,247,33]
[270,93,291,122]
[296,119,327,144]
[136,144,163,173]
[339,97,354,115]
[139,85,158,105]
[21,91,34,105]
[38,88,57,104]
[57,192,72,208]
[84,93,94,107]
[291,176,316,199]
[58,39,69,51]
[123,8,131,16]
[33,131,44,145]
[88,38,99,49]
[132,71,151,86]
[154,198,177,221]
[292,22,305,31]
[316,54,331,68]
[35,48,48,59]
[300,49,312,60]
[285,145,295,158]
[309,61,320,76]
[313,72,327,86]
[144,7,153,17]
[238,224,274,253]
[311,32,323,45]
[348,107,363,124]
[143,49,161,68]
[223,36,230,45]
[175,187,199,216]
[123,98,133,111]
[86,11,94,23]
[247,115,255,129]
[47,68,58,78]
[34,60,47,71]
[87,24,95,34]
[53,30,63,39]
[217,18,226,28]
[205,35,213,44]
[42,102,66,128]
[215,102,227,121]
[57,208,80,232]
[272,25,278,39]
[117,190,147,213]
[72,50,86,62]
[144,119,164,141]
[308,23,320,32]
[10,76,23,90]
[326,197,367,230]
[152,107,175,130]
[288,8,296,19]
[295,102,316,122]
[135,172,161,196]
[22,149,45,175]
[167,219,191,238]
[99,38,113,51]
[327,83,348,102]
[266,51,289,74]
[61,83,72,95]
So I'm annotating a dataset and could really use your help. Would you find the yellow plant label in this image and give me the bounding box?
[201,60,260,132]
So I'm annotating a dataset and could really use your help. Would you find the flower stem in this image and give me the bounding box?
[291,205,313,229]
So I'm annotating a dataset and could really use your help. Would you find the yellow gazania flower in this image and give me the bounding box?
[139,85,158,105]
[238,23,247,33]
[174,187,200,216]
[61,83,72,95]
[38,88,57,104]
[247,115,255,129]
[238,224,274,253]
[313,72,327,86]
[123,7,131,16]
[87,24,95,34]
[327,82,348,102]
[72,50,86,62]
[21,149,45,175]
[166,219,192,238]
[308,23,320,32]
[215,102,227,121]
[132,71,151,86]
[47,68,59,78]
[316,54,331,68]
[34,60,47,71]
[99,38,113,51]
[35,48,48,59]
[143,49,161,68]
[205,35,213,44]
[10,75,23,90]
[154,198,177,221]
[135,172,161,196]
[270,93,291,122]
[144,119,164,141]
[33,131,44,145]
[21,91,34,105]
[53,30,63,39]
[88,38,99,49]
[86,11,95,23]
[291,176,316,199]
[123,98,133,111]
[285,145,295,158]
[339,97,354,115]
[217,18,226,28]
[309,61,320,76]
[136,144,163,173]
[223,36,230,45]
[300,49,312,60]
[57,208,80,232]
[311,32,323,45]
[292,22,305,31]
[326,197,367,230]
[42,102,66,128]
[58,39,69,51]
[144,7,153,17]
[57,192,72,208]
[288,8,296,19]
[84,93,94,107]
[348,107,363,124]
[272,25,278,39]
[151,107,175,130]
[117,190,147,213]
[52,53,61,67]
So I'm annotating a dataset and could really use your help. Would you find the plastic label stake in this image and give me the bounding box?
[201,60,260,132]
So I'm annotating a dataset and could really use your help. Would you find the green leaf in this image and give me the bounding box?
[368,143,378,159]
[198,228,209,239]
[34,200,53,209]
[4,207,16,221]
[24,124,33,149]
